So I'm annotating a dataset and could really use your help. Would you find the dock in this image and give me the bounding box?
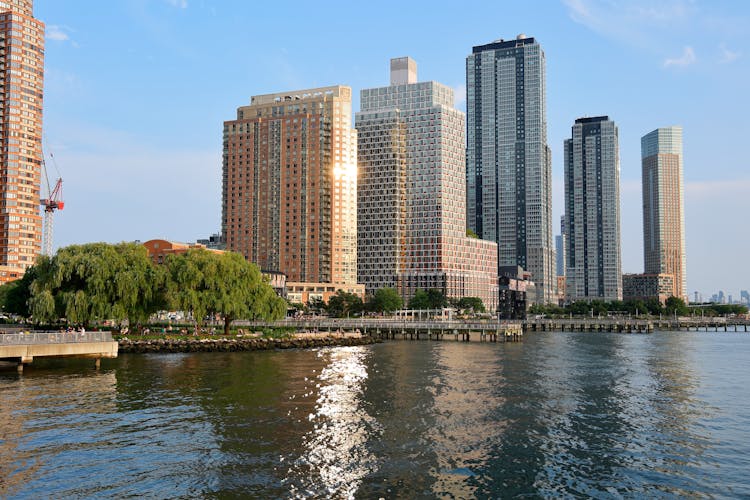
[247,318,524,343]
[0,331,118,372]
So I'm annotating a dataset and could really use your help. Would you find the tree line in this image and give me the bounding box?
[300,287,486,318]
[0,242,286,335]
[529,297,748,318]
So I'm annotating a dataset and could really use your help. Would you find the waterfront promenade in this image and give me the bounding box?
[0,331,118,372]
[243,315,750,338]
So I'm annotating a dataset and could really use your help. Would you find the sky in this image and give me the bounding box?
[35,0,749,301]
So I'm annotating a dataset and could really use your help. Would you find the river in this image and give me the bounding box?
[1,331,749,498]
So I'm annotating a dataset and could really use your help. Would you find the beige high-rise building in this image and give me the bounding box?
[0,0,44,283]
[641,126,686,301]
[357,58,498,310]
[222,86,363,304]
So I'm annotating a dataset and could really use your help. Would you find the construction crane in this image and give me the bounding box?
[40,152,64,256]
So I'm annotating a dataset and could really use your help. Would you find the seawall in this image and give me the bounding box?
[118,335,379,354]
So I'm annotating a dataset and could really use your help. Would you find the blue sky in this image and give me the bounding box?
[36,0,749,300]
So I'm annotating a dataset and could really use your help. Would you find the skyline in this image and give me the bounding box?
[36,0,750,298]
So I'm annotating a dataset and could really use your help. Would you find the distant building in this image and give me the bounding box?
[143,239,223,265]
[556,276,566,306]
[466,35,555,304]
[196,233,225,250]
[622,273,674,304]
[741,290,749,305]
[0,0,45,284]
[142,239,287,298]
[564,116,622,301]
[498,266,533,319]
[357,57,498,311]
[642,126,687,302]
[222,86,364,304]
[556,215,566,277]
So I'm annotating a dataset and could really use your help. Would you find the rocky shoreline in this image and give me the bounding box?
[118,335,380,354]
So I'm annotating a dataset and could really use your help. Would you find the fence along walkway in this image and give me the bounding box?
[0,331,118,372]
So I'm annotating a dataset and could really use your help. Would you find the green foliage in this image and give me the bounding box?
[307,297,326,314]
[29,243,161,327]
[665,296,689,316]
[326,290,364,318]
[456,296,486,313]
[366,287,403,313]
[466,228,479,239]
[0,265,36,317]
[408,288,447,310]
[164,249,285,334]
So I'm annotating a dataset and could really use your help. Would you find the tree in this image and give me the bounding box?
[665,296,689,317]
[165,250,286,335]
[29,243,161,328]
[366,287,403,314]
[456,296,485,313]
[466,228,479,239]
[327,290,363,318]
[0,265,37,318]
[408,289,430,310]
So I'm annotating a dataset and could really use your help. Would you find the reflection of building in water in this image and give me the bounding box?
[426,344,504,498]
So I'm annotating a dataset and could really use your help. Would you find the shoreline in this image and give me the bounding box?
[117,335,380,354]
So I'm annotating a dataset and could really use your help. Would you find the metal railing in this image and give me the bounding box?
[0,331,115,345]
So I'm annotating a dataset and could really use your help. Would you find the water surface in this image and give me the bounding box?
[1,331,749,498]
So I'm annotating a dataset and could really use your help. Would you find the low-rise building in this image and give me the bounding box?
[622,273,675,304]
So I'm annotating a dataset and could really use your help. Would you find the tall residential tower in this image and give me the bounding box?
[357,57,498,310]
[564,116,622,301]
[466,35,554,304]
[222,86,363,304]
[0,0,44,283]
[641,126,686,301]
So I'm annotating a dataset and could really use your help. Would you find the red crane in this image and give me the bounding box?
[40,154,64,256]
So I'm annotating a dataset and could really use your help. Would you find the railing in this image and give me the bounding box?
[0,331,115,345]
[246,318,520,331]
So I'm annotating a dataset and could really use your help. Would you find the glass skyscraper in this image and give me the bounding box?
[466,35,554,304]
[564,116,622,301]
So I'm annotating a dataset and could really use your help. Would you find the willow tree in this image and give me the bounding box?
[29,243,161,328]
[165,249,286,335]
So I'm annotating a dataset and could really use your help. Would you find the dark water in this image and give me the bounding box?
[2,332,749,499]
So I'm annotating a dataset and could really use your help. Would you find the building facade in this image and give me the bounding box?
[0,0,44,283]
[641,126,686,301]
[564,116,622,301]
[222,86,363,303]
[357,57,498,311]
[622,273,674,305]
[466,35,555,304]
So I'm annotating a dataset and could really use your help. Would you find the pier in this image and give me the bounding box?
[248,318,524,343]
[0,331,118,372]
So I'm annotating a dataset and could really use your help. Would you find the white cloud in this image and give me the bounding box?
[166,0,188,8]
[663,46,696,67]
[46,25,70,42]
[453,83,466,111]
[719,43,741,64]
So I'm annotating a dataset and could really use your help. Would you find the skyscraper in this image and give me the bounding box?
[357,57,498,310]
[641,126,686,301]
[222,86,363,304]
[466,35,554,304]
[0,0,44,284]
[556,215,566,277]
[564,116,622,301]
